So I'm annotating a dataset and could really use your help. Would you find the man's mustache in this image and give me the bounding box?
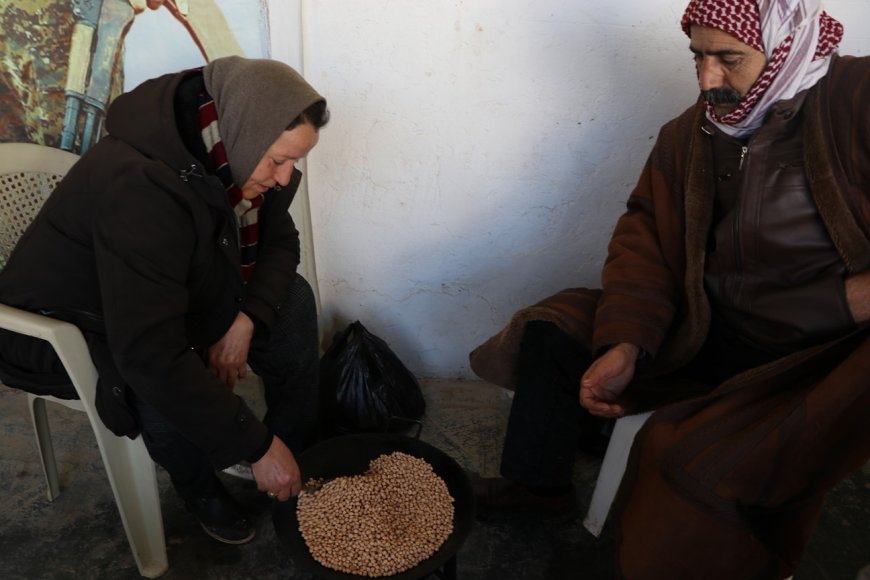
[703,87,742,106]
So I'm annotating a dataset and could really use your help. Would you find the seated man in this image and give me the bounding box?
[0,56,328,544]
[469,1,870,578]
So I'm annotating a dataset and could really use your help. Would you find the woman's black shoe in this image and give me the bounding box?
[183,485,255,544]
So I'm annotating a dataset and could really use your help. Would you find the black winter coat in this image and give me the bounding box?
[0,68,303,468]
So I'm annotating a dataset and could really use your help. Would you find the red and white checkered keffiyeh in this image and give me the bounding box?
[681,0,843,138]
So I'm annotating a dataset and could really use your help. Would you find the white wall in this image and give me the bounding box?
[295,0,690,377]
[130,1,870,379]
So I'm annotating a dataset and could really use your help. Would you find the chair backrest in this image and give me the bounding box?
[0,143,79,268]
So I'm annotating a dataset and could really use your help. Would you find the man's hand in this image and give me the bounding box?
[845,271,870,323]
[207,311,254,389]
[251,436,302,501]
[579,343,640,418]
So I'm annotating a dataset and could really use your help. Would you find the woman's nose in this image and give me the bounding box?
[275,163,295,186]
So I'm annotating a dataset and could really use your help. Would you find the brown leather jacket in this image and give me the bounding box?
[703,90,853,354]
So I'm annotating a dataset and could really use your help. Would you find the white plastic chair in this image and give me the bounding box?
[583,410,653,537]
[0,143,168,578]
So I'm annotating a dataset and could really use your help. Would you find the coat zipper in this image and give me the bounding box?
[738,145,749,171]
[731,145,749,301]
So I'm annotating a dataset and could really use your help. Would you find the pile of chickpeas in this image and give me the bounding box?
[296,451,455,577]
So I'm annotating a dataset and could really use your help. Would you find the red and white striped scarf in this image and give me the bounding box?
[198,91,263,282]
[681,0,843,138]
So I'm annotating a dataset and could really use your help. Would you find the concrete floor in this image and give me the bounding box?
[0,378,867,580]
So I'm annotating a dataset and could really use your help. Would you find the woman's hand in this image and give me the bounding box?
[579,343,639,418]
[252,436,302,501]
[207,311,254,389]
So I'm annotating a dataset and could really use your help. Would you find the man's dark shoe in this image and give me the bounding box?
[472,477,578,518]
[183,484,256,544]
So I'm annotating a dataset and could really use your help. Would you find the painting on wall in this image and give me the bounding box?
[0,0,269,154]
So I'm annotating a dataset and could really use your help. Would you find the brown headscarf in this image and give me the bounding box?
[202,56,324,186]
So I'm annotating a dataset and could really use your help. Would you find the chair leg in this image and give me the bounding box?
[27,394,61,501]
[91,425,168,578]
[583,410,653,537]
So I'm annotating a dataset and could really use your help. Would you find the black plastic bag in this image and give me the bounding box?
[319,321,425,434]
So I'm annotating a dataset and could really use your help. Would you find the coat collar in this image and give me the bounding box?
[802,62,870,273]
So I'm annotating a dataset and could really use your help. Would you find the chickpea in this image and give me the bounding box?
[297,452,455,576]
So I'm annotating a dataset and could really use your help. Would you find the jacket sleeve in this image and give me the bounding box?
[592,117,691,358]
[240,168,303,332]
[93,171,268,469]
